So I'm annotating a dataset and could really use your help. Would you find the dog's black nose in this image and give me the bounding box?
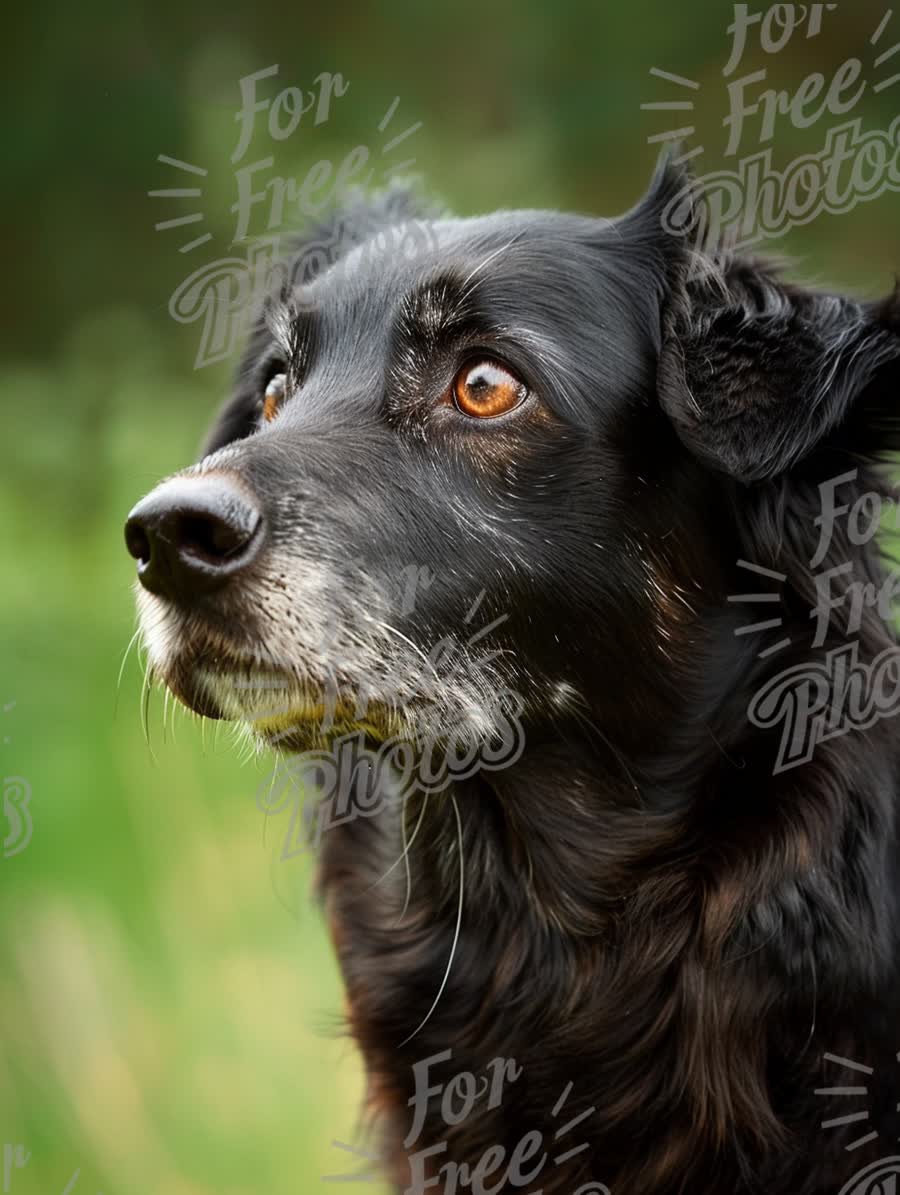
[125,476,263,599]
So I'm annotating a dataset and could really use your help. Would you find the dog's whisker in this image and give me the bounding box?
[397,793,464,1048]
[395,791,430,925]
[140,663,159,766]
[466,612,509,646]
[115,624,144,704]
[261,750,288,849]
[460,233,524,295]
[371,619,438,681]
[361,789,430,902]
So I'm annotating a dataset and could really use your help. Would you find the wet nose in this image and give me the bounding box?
[125,475,263,599]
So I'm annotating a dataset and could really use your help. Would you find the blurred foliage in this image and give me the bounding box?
[1,0,898,1191]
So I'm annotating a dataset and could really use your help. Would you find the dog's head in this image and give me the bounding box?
[126,160,900,759]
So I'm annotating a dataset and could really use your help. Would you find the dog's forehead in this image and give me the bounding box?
[296,208,659,406]
[307,209,645,321]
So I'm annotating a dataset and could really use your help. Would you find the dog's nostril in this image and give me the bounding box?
[124,520,152,567]
[177,512,257,561]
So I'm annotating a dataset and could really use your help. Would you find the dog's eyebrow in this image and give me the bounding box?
[395,271,477,348]
[264,301,317,374]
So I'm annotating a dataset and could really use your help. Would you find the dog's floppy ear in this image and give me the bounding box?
[628,156,900,482]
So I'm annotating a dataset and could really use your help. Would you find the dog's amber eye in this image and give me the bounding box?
[262,372,286,422]
[452,360,527,419]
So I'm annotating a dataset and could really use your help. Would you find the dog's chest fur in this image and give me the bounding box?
[316,743,900,1195]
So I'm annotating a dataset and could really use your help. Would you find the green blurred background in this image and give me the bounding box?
[2,2,898,1191]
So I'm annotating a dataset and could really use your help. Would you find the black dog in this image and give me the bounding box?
[126,160,900,1193]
